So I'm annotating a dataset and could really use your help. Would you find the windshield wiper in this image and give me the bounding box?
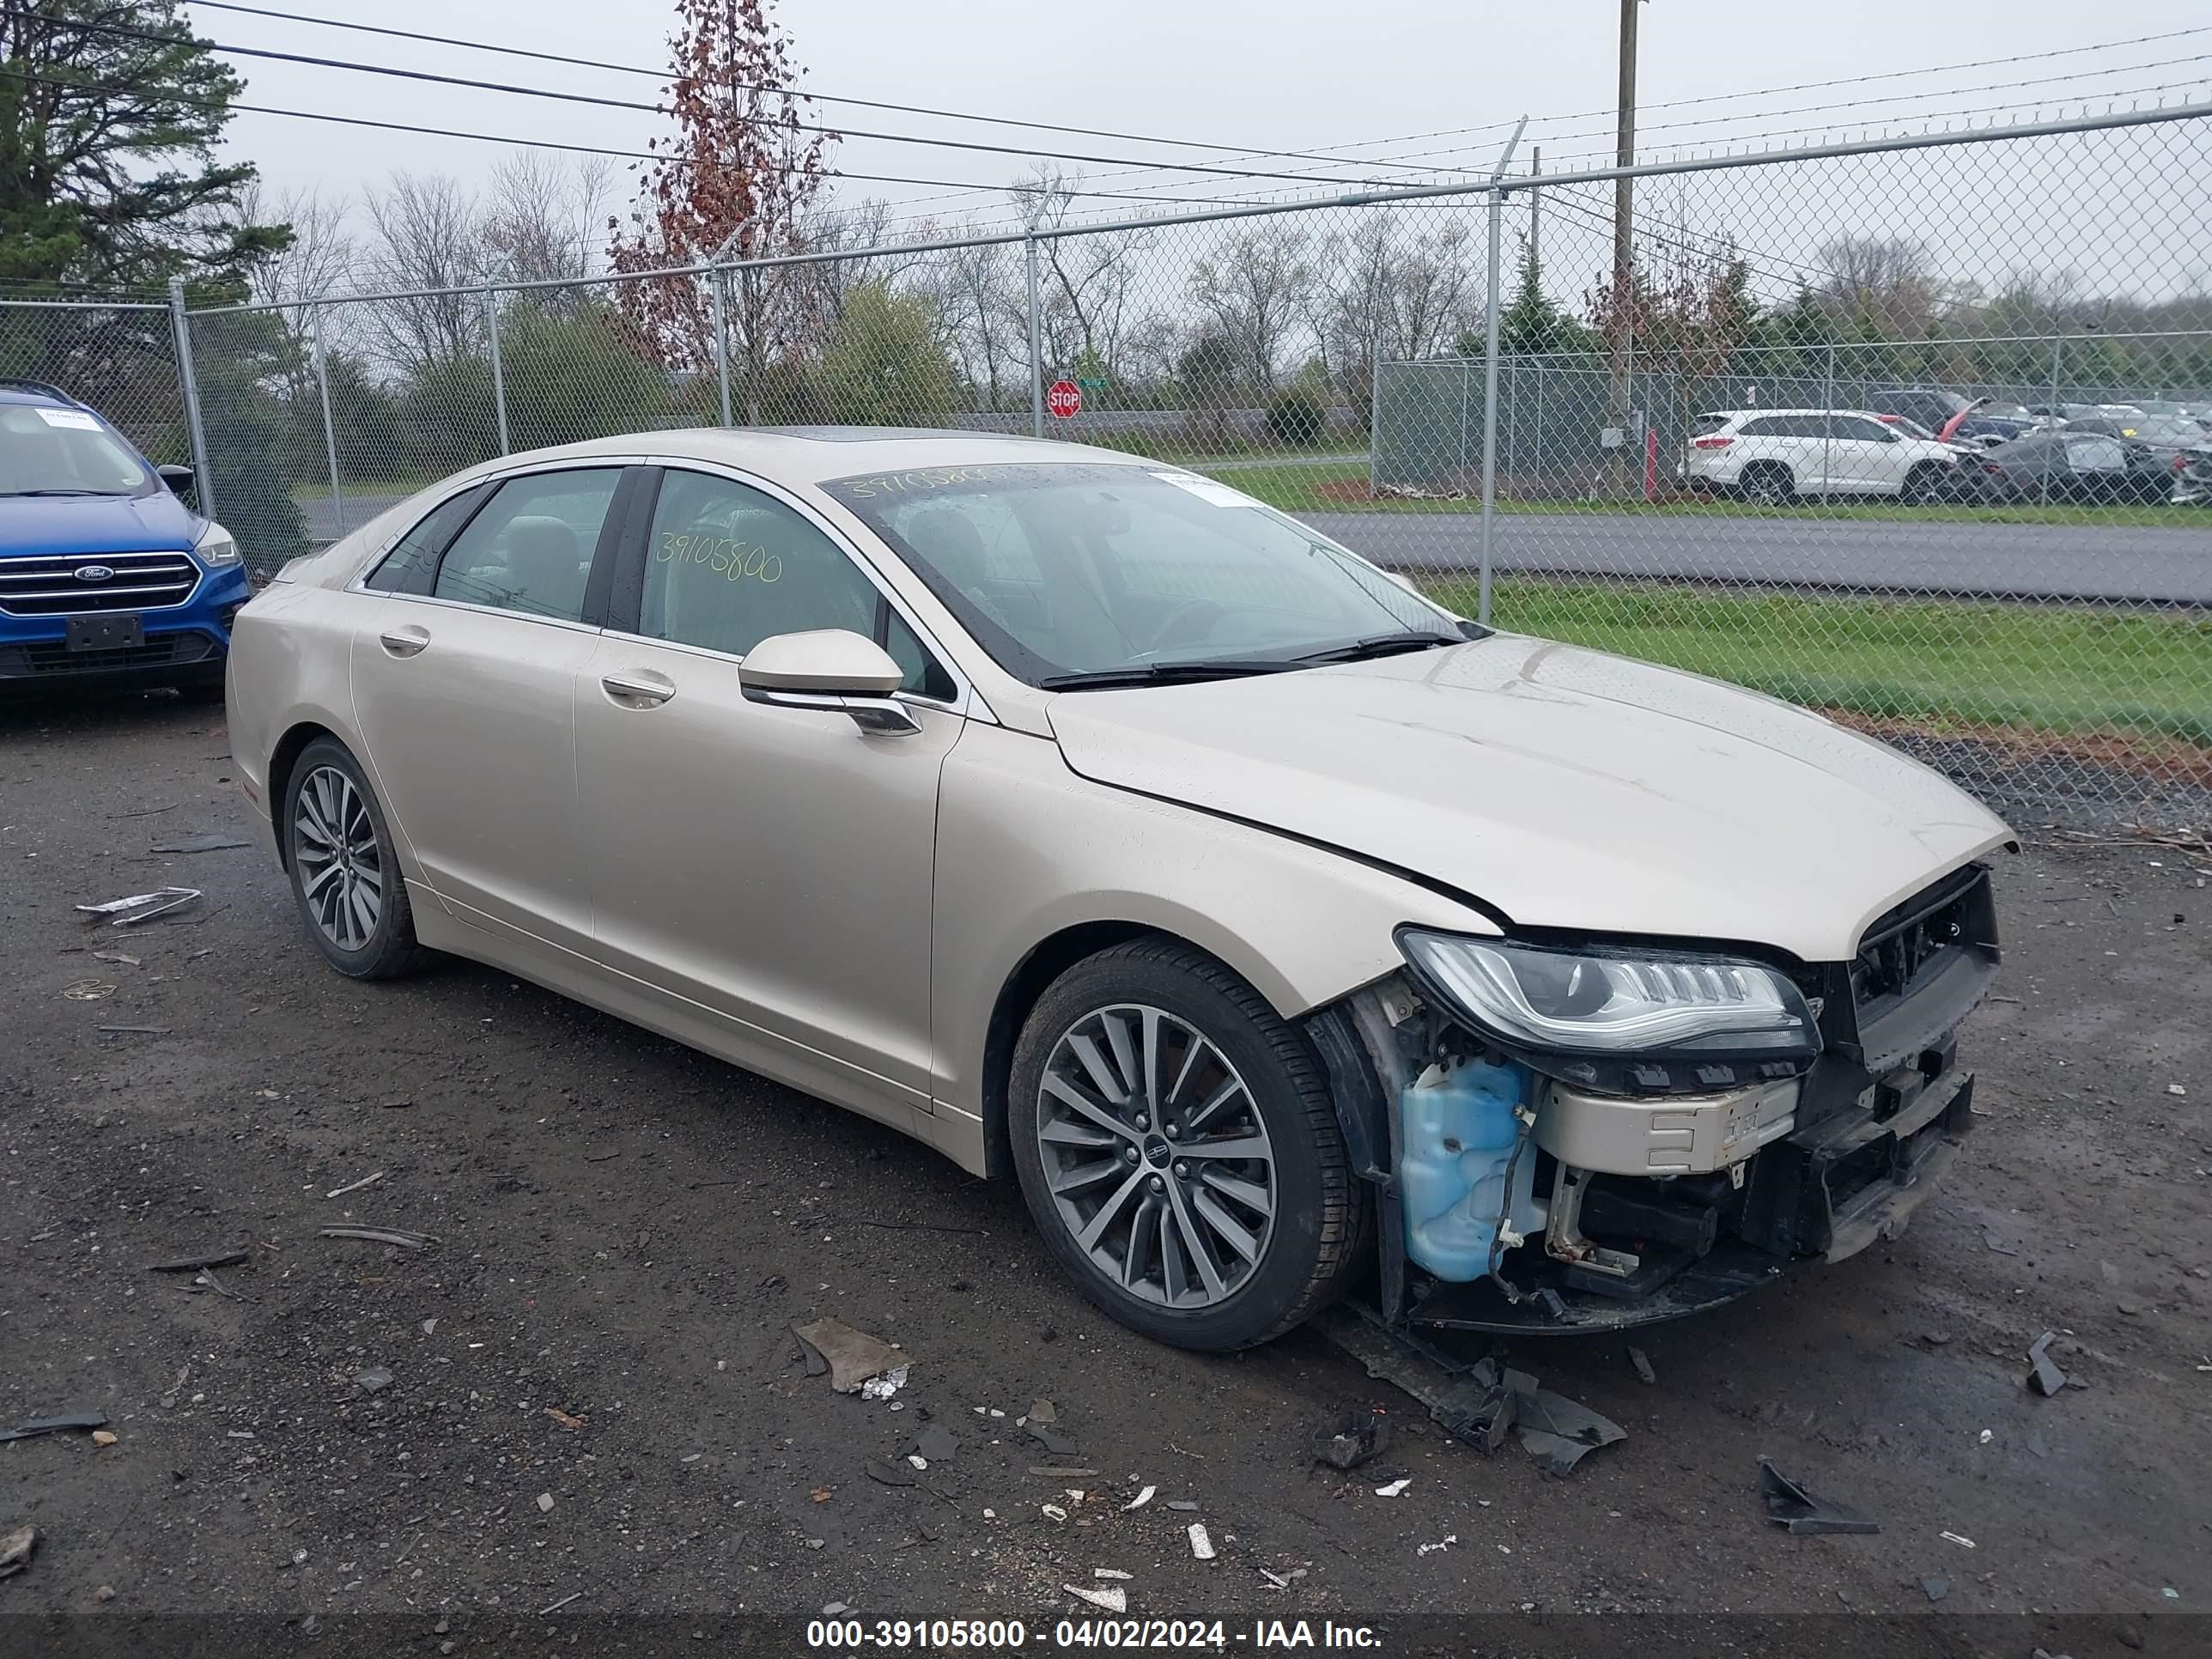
[1038,659,1304,690]
[0,488,125,497]
[1294,629,1468,665]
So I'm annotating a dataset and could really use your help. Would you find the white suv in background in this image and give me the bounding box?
[1681,410,1962,504]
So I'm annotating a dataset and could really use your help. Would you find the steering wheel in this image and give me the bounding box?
[1140,596,1227,654]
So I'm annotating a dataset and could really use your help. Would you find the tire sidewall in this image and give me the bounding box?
[1009,949,1338,1352]
[283,738,408,978]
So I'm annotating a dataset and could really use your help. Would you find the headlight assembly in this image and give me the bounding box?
[195,522,240,566]
[1397,929,1820,1071]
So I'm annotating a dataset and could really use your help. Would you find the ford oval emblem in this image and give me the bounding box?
[75,564,116,582]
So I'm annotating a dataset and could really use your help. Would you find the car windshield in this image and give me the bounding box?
[0,404,154,496]
[823,461,1468,687]
[2124,416,2204,443]
[1883,415,1937,441]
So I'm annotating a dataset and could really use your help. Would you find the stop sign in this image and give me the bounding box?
[1047,379,1082,419]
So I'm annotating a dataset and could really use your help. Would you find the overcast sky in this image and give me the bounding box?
[195,0,2212,299]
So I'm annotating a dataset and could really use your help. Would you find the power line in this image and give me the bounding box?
[0,64,1261,207]
[178,0,1465,183]
[38,10,1409,189]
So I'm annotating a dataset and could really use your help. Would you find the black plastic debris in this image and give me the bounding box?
[794,1333,829,1377]
[2025,1332,2068,1397]
[1921,1577,1949,1602]
[1757,1455,1881,1535]
[1310,1410,1393,1472]
[1028,1423,1079,1458]
[1514,1379,1627,1476]
[865,1457,917,1488]
[0,1411,109,1445]
[915,1424,957,1464]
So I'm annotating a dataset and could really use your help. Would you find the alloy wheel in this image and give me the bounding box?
[1033,1003,1277,1310]
[293,764,384,952]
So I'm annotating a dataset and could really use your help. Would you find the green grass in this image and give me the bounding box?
[1203,461,2209,527]
[1416,576,2212,748]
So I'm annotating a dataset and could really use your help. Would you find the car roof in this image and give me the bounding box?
[1705,408,1895,419]
[495,426,1158,486]
[0,380,86,410]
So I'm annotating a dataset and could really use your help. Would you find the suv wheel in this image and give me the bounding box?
[1008,939,1366,1352]
[1740,462,1796,506]
[1901,463,1948,505]
[282,737,431,979]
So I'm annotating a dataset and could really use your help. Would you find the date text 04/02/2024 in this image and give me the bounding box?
[804,1619,1382,1650]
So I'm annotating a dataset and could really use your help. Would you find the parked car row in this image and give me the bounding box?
[1681,401,2212,506]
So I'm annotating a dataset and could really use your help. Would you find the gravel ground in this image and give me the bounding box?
[2,693,2209,1652]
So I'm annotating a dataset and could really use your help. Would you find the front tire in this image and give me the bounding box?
[1901,463,1948,505]
[1008,939,1365,1352]
[282,737,429,980]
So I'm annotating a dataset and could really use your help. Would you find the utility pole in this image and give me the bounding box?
[1607,0,1640,497]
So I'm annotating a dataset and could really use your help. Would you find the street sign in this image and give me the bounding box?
[1047,379,1082,419]
[1076,375,1107,392]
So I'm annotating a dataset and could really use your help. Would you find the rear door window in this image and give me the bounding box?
[432,468,623,622]
[366,485,489,595]
[2063,437,2127,473]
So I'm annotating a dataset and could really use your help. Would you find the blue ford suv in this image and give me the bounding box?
[0,380,249,699]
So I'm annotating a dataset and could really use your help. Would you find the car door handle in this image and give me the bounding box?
[600,670,677,708]
[378,625,430,658]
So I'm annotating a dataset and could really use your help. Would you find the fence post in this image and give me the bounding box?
[710,265,734,428]
[483,286,510,456]
[2039,332,2066,507]
[311,307,345,540]
[1822,338,1836,493]
[1025,235,1045,439]
[1476,182,1506,625]
[167,276,217,522]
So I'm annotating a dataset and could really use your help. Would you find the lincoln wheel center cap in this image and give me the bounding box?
[1141,1133,1172,1167]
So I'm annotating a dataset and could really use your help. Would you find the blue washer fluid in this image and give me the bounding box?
[1399,1055,1532,1282]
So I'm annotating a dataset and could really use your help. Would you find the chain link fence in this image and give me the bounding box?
[11,104,2207,823]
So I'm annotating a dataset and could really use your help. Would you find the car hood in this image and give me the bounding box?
[0,489,198,556]
[1045,635,2012,963]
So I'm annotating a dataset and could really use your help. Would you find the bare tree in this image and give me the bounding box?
[358,173,487,371]
[921,226,1023,411]
[240,183,356,310]
[1818,234,1942,337]
[1188,223,1317,395]
[1018,167,1161,389]
[481,154,613,291]
[1316,214,1480,414]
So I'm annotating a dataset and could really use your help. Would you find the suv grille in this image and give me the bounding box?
[0,550,202,616]
[1851,862,1989,1009]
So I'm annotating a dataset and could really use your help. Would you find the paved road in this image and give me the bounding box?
[1305,510,2212,604]
[303,493,2211,604]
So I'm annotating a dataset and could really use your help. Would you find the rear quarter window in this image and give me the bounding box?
[365,485,489,595]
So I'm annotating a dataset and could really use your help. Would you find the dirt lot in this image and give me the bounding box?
[3,694,2209,1651]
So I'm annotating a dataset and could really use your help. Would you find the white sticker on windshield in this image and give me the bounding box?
[1148,470,1258,508]
[35,407,100,430]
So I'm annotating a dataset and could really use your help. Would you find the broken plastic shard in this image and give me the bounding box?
[1063,1583,1126,1613]
[2025,1332,2068,1397]
[791,1319,907,1395]
[915,1424,957,1463]
[1373,1478,1412,1498]
[865,1458,916,1488]
[352,1365,394,1395]
[1028,1422,1079,1457]
[0,1410,110,1444]
[1040,1504,1068,1523]
[1122,1486,1156,1511]
[0,1525,34,1580]
[1093,1568,1132,1581]
[75,887,200,927]
[1628,1346,1657,1386]
[1310,1409,1391,1471]
[1756,1455,1881,1535]
[1515,1382,1627,1476]
[1187,1522,1216,1560]
[1940,1531,1977,1549]
[1417,1534,1457,1556]
[1921,1577,1949,1602]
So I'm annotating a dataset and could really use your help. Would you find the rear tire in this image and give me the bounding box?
[1740,462,1796,506]
[1008,939,1366,1352]
[281,737,431,980]
[1901,464,1948,506]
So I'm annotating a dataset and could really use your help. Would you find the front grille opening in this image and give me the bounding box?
[0,633,214,676]
[0,551,203,616]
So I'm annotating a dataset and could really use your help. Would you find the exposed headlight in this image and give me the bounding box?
[195,522,240,566]
[1398,930,1820,1063]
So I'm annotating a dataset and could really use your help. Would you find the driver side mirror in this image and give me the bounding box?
[738,629,921,736]
[157,463,196,500]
